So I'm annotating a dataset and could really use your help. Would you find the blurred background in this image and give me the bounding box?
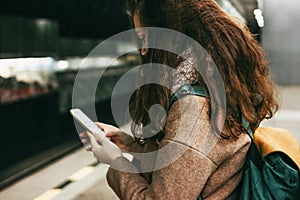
[0,0,299,199]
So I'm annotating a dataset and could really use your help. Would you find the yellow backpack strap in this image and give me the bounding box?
[254,127,300,168]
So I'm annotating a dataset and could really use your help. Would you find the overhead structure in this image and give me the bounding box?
[0,0,259,39]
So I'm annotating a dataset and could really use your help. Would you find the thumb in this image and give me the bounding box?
[87,132,100,146]
[93,131,107,144]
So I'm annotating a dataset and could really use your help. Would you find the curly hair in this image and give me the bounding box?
[126,0,279,139]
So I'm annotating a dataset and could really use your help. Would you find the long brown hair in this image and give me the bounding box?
[126,0,279,139]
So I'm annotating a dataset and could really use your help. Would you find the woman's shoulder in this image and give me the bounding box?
[167,93,209,122]
[164,94,210,137]
[163,94,210,149]
[164,94,251,165]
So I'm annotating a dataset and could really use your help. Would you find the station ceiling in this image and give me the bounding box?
[0,0,258,39]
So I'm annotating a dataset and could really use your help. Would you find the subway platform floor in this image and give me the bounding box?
[0,85,299,200]
[0,148,118,200]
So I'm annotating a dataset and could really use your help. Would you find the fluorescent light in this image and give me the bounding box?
[253,9,265,28]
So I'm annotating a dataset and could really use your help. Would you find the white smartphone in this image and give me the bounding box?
[70,108,104,137]
[70,108,134,161]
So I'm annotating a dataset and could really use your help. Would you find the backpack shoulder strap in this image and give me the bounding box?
[242,116,254,140]
[168,84,209,111]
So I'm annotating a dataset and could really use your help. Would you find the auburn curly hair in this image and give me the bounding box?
[126,0,279,139]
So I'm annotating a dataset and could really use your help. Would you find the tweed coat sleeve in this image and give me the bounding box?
[106,95,223,200]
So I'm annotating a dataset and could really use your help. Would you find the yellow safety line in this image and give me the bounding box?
[68,166,95,182]
[33,189,62,200]
[33,166,96,200]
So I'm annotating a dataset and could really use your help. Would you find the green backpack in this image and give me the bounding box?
[169,84,300,200]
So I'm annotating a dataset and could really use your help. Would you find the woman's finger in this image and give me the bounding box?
[79,132,88,137]
[86,147,92,151]
[81,138,89,144]
[95,122,109,130]
[93,132,108,144]
[105,132,119,137]
[87,132,101,146]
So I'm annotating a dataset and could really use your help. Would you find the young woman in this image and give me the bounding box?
[81,0,278,199]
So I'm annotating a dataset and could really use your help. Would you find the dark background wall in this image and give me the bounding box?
[0,0,260,59]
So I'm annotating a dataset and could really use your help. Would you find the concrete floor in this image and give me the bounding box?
[0,148,118,200]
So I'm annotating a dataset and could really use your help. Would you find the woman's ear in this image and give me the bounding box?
[141,47,148,56]
[133,15,149,56]
[141,31,149,56]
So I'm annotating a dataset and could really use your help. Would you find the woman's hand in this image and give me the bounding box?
[95,122,135,152]
[80,131,123,165]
